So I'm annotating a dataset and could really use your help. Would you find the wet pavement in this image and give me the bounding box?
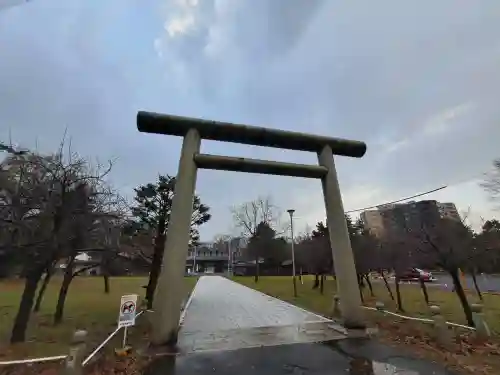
[144,339,457,375]
[179,321,346,353]
[181,275,332,332]
[144,276,458,374]
[178,276,344,353]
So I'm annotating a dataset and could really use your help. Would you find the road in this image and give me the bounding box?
[144,276,457,375]
[377,273,500,293]
[435,273,500,293]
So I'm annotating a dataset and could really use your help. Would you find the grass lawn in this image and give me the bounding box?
[233,275,500,332]
[0,276,198,360]
[233,275,500,374]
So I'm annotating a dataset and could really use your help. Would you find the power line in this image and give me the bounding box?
[345,186,447,214]
[345,172,488,214]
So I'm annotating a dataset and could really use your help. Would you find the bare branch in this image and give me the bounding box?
[72,263,100,277]
[231,196,285,237]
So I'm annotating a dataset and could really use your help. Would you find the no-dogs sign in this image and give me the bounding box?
[118,294,138,328]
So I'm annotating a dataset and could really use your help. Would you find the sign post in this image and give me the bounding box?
[118,294,138,348]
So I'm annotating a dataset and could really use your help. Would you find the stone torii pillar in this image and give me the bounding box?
[137,111,367,346]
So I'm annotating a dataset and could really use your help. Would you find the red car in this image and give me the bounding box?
[397,268,434,282]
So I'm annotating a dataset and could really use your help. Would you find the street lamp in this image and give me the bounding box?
[227,239,232,277]
[287,209,297,297]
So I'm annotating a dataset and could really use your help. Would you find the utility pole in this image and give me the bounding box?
[287,209,297,297]
[193,245,197,274]
[227,239,232,277]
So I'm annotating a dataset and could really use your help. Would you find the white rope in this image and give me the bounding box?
[0,310,149,367]
[362,305,476,329]
[81,325,122,366]
[0,355,67,366]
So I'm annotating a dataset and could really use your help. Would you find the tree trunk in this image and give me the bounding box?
[101,251,111,294]
[394,277,404,312]
[364,274,375,297]
[54,258,75,325]
[254,258,259,283]
[470,270,483,301]
[33,268,54,312]
[379,270,394,300]
[146,234,166,309]
[320,274,325,294]
[312,273,319,289]
[10,271,42,343]
[146,213,168,307]
[103,274,110,294]
[357,274,365,303]
[449,268,474,327]
[419,277,430,305]
[358,274,365,289]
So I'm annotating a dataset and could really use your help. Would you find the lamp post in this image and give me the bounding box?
[193,245,197,274]
[227,239,232,277]
[287,209,297,297]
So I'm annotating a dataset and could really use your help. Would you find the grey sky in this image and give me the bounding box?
[1,0,499,239]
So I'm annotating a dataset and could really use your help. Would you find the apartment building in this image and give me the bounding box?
[361,200,461,238]
[437,202,461,222]
[360,210,385,238]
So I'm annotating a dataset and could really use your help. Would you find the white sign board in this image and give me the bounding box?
[118,294,138,328]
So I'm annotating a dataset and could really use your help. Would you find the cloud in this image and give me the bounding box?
[421,102,476,137]
[383,138,411,155]
[1,0,500,240]
[162,0,200,39]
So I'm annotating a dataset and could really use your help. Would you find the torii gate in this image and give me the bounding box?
[137,111,367,346]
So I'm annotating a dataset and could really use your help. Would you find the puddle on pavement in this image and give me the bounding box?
[144,354,427,375]
[321,340,446,375]
[144,335,450,375]
[348,358,421,374]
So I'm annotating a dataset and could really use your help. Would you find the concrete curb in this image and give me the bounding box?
[179,278,200,326]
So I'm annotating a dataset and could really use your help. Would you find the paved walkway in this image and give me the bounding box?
[145,275,458,374]
[182,275,331,331]
[178,276,345,352]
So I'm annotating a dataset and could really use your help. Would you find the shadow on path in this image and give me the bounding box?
[143,337,458,375]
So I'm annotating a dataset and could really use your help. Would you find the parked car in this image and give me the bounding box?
[397,268,435,282]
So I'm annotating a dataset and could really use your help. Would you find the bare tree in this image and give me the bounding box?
[53,185,123,325]
[370,242,395,301]
[474,218,500,274]
[411,214,479,326]
[373,212,414,310]
[231,196,286,237]
[2,142,118,340]
[385,239,411,312]
[3,152,73,342]
[351,227,378,299]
